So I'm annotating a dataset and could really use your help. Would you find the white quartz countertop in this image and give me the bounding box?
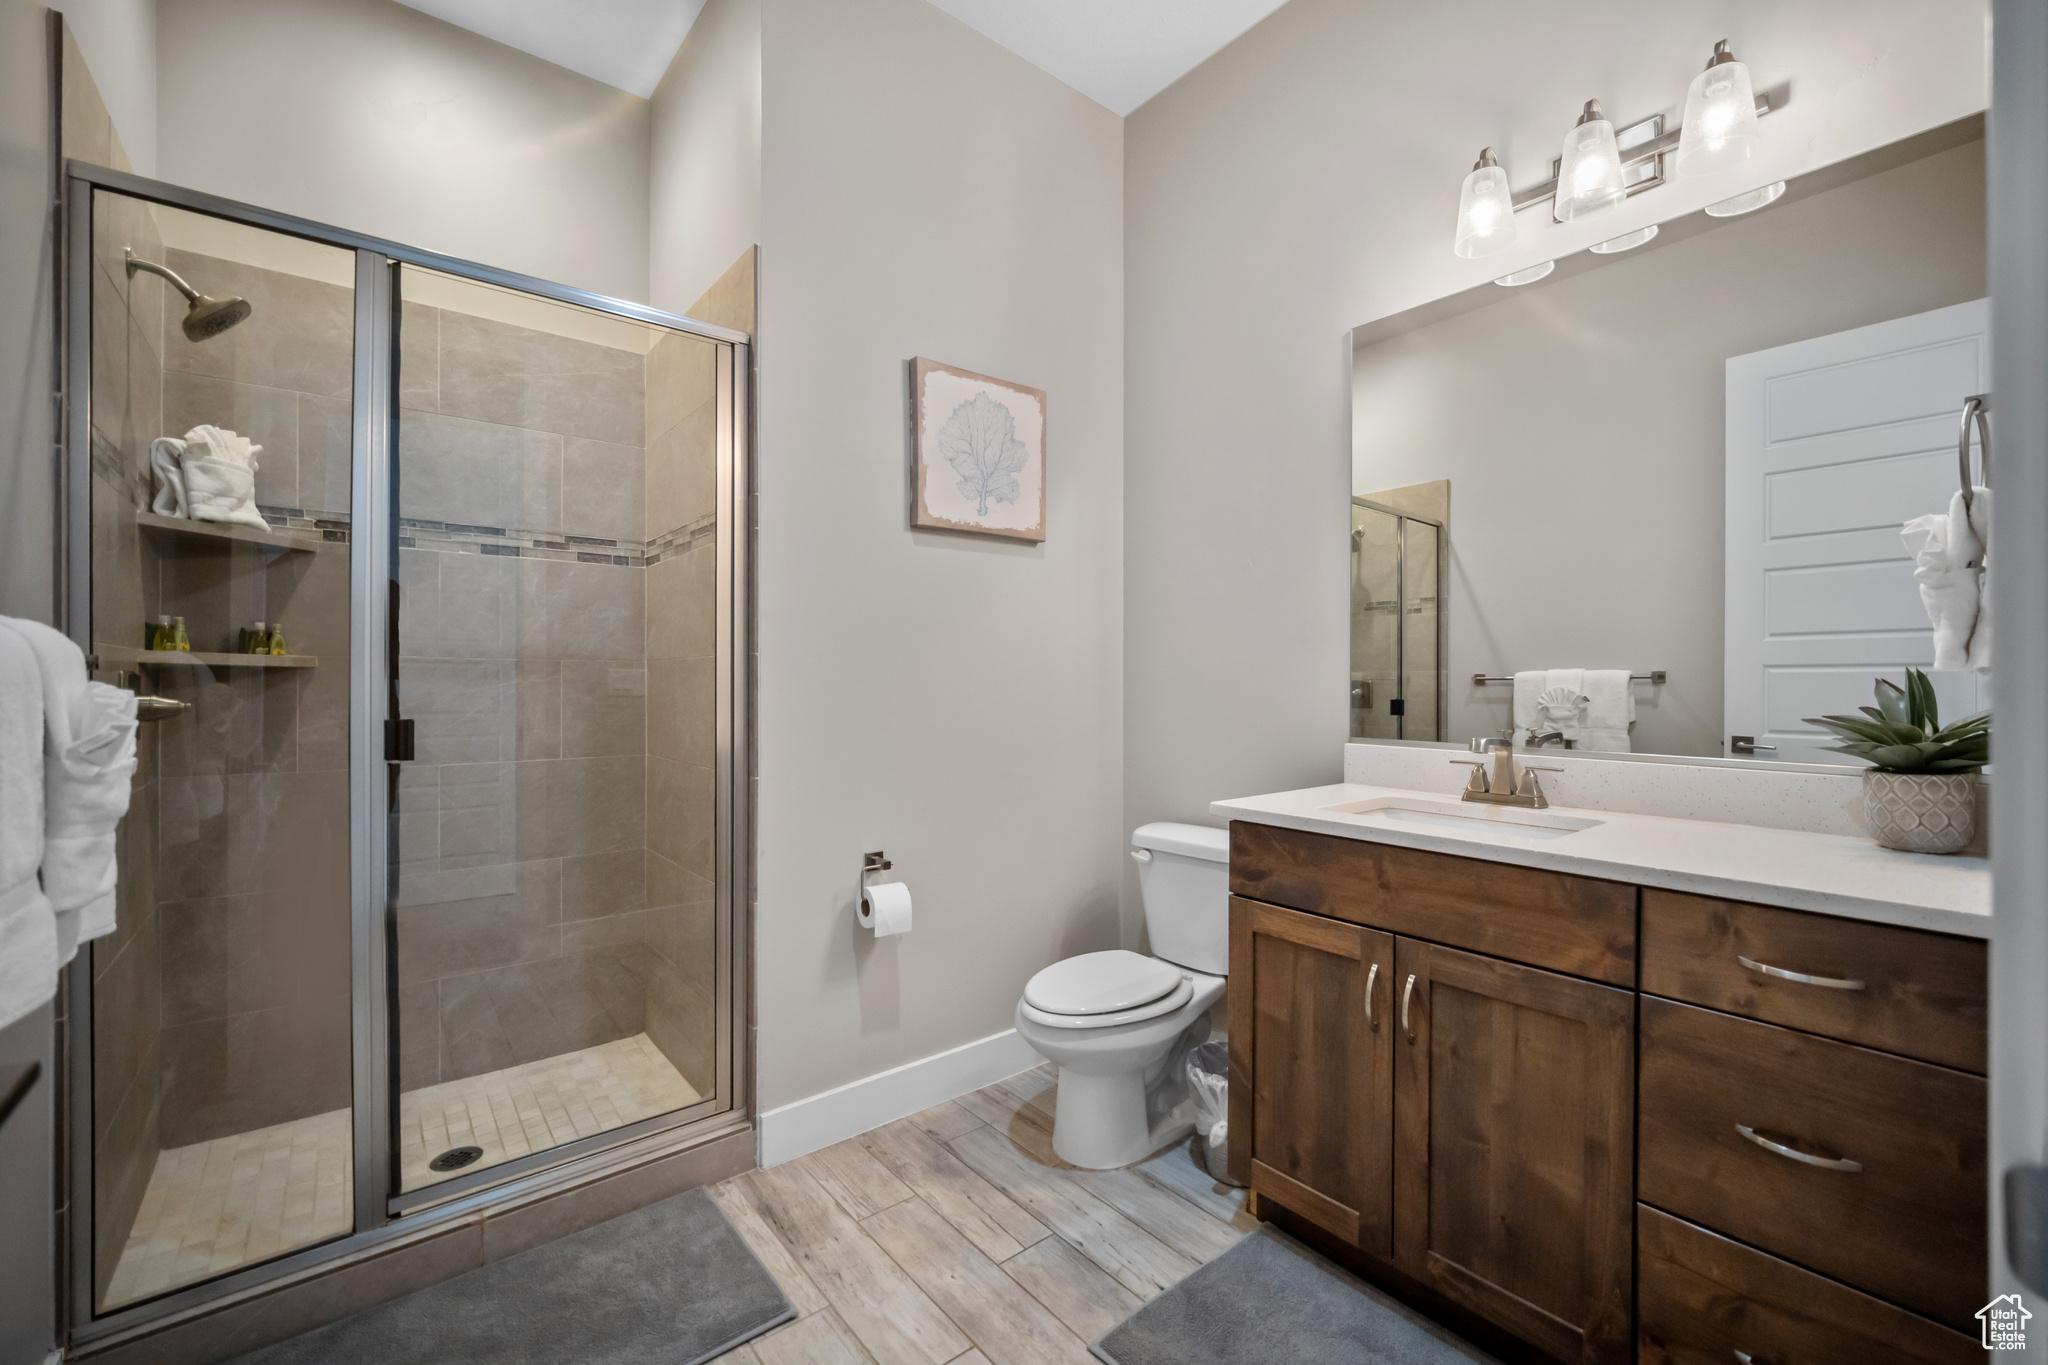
[1212,783,1990,938]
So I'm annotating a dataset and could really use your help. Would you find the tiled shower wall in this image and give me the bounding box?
[393,300,672,1094]
[641,333,720,1094]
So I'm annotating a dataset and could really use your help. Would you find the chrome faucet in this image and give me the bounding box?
[1450,746,1563,809]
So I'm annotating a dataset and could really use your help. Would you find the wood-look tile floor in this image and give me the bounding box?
[709,1065,1254,1365]
[106,1033,701,1310]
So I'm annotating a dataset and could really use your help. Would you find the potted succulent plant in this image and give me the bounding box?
[1805,669,1988,854]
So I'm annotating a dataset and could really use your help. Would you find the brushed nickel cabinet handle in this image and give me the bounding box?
[1737,955,1866,991]
[1365,962,1380,1032]
[1733,1351,1755,1364]
[1400,973,1418,1042]
[1736,1123,1863,1172]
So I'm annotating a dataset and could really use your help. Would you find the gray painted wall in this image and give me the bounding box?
[649,0,761,319]
[0,0,54,1355]
[754,0,1124,1111]
[1352,141,1986,759]
[155,0,653,303]
[1122,0,1990,944]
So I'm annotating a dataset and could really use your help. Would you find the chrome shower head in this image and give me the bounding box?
[124,248,253,341]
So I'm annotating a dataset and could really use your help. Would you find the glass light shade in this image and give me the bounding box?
[1494,260,1555,287]
[1677,52,1760,176]
[1705,180,1786,217]
[1454,162,1517,258]
[1589,224,1658,254]
[1555,104,1625,221]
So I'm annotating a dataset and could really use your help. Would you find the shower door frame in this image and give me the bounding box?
[1349,496,1448,742]
[58,161,755,1347]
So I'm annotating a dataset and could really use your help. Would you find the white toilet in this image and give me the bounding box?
[1013,822,1228,1170]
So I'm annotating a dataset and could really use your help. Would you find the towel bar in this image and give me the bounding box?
[1471,671,1666,686]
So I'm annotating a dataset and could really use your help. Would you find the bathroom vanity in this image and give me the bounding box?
[1215,781,1988,1365]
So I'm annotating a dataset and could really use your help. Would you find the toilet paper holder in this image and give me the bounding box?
[859,851,892,903]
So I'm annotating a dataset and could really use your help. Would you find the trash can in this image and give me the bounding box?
[1185,1040,1244,1186]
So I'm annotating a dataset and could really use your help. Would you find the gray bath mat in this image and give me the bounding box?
[1091,1226,1497,1365]
[228,1187,794,1365]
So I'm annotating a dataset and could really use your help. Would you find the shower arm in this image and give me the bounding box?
[124,248,202,305]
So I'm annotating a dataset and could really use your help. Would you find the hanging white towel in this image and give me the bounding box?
[1,618,135,964]
[1511,671,1546,744]
[1580,670,1634,752]
[1902,486,1990,672]
[1513,669,1588,744]
[0,624,56,1031]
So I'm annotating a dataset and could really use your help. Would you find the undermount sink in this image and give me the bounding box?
[1321,795,1604,843]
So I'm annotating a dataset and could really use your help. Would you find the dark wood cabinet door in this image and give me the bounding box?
[1392,939,1635,1365]
[1228,896,1394,1254]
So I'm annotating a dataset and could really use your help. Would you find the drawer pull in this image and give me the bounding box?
[1733,1353,1756,1365]
[1736,955,1865,991]
[1736,1123,1863,1172]
[1401,973,1418,1042]
[1365,962,1380,1032]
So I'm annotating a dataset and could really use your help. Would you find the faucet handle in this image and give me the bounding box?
[1448,758,1489,794]
[1516,764,1563,807]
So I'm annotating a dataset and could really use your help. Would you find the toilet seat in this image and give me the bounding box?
[1018,977,1194,1030]
[1024,950,1182,1016]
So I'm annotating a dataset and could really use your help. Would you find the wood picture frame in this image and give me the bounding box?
[910,357,1046,542]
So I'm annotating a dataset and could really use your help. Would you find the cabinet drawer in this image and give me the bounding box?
[1641,888,1986,1072]
[1639,998,1985,1329]
[1638,1205,1980,1365]
[1229,821,1636,984]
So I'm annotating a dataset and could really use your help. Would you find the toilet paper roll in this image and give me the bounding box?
[859,881,913,937]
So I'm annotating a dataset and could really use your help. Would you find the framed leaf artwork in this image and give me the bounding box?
[910,358,1046,542]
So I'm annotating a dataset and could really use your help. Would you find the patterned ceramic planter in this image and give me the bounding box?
[1862,771,1978,854]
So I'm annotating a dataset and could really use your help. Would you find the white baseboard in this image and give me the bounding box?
[757,1028,1046,1167]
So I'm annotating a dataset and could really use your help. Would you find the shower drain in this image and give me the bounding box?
[428,1145,484,1173]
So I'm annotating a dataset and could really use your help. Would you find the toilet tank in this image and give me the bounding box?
[1131,822,1230,975]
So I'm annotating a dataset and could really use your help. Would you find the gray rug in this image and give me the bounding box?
[228,1188,794,1365]
[1091,1227,1498,1365]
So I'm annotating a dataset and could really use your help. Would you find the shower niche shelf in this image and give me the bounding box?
[135,512,333,554]
[96,644,319,670]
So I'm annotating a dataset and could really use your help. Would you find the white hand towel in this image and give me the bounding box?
[150,436,189,518]
[1902,488,1988,672]
[183,423,261,469]
[1966,487,1991,673]
[182,455,270,531]
[0,626,56,1031]
[1542,669,1586,741]
[2,618,135,964]
[1580,670,1634,753]
[1512,671,1544,744]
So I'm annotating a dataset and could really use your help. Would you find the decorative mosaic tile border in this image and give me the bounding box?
[393,511,717,566]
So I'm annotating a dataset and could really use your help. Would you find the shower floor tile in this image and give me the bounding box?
[398,1032,700,1192]
[104,1034,700,1310]
[103,1106,353,1311]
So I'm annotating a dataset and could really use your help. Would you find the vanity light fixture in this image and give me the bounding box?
[1555,99,1627,221]
[1676,40,1762,177]
[1453,147,1518,258]
[1493,260,1556,287]
[1705,180,1787,217]
[1589,224,1658,254]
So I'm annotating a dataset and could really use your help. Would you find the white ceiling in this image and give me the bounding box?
[394,0,1289,115]
[925,0,1293,114]
[391,0,710,99]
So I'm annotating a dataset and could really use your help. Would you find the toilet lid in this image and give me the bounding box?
[1024,950,1182,1016]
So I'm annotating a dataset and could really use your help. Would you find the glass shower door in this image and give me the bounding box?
[385,264,726,1197]
[1349,499,1443,742]
[85,189,359,1310]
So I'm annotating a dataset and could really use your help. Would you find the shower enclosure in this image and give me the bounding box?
[1350,498,1443,742]
[62,164,749,1339]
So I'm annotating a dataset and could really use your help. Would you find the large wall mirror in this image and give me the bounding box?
[1349,117,1987,766]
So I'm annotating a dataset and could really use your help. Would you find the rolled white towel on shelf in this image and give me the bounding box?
[150,437,189,518]
[0,625,56,1031]
[2,617,136,964]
